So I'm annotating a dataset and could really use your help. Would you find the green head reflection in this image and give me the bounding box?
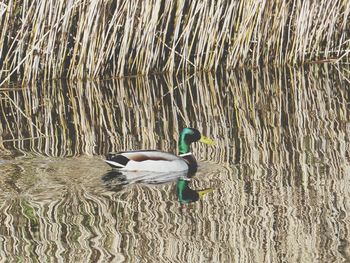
[177,177,212,204]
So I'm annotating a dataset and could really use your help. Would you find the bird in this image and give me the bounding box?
[176,177,212,203]
[105,128,214,172]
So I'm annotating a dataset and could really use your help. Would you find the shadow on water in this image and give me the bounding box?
[102,169,213,203]
[0,65,350,262]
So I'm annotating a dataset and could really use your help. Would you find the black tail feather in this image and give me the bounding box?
[107,154,130,166]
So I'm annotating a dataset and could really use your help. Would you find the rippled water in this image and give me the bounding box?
[0,66,350,262]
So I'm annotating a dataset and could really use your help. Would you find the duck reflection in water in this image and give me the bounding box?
[101,170,212,204]
[176,177,212,203]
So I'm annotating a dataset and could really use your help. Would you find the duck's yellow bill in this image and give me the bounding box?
[198,188,213,198]
[200,135,215,145]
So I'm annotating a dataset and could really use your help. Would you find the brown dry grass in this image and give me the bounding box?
[0,0,349,84]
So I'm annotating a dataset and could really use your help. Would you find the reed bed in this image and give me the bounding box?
[0,66,349,262]
[0,0,350,83]
[0,65,349,159]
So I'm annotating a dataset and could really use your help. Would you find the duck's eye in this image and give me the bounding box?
[191,130,201,141]
[184,133,193,144]
[184,130,200,143]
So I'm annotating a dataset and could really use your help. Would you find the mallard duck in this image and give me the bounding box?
[177,178,212,203]
[105,128,214,172]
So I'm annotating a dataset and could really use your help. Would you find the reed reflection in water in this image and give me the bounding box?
[0,66,350,262]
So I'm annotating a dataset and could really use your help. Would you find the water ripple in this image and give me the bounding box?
[0,67,349,262]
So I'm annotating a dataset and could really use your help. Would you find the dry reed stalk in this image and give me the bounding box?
[0,0,349,83]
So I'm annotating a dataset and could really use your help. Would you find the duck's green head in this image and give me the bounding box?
[177,178,213,203]
[178,128,214,154]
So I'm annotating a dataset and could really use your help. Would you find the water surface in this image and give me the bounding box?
[0,66,349,262]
